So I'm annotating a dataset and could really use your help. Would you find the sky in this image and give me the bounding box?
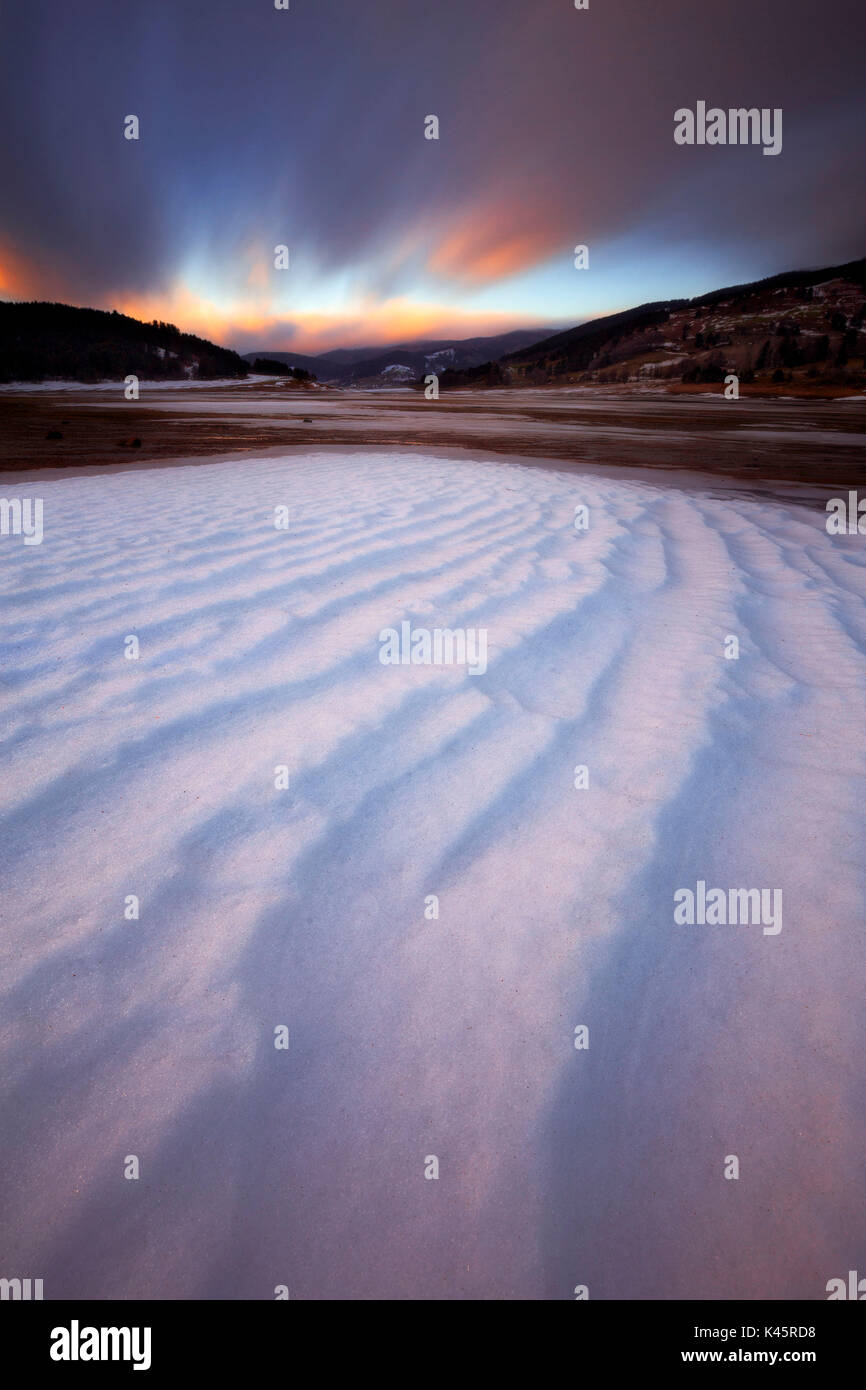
[0,0,864,355]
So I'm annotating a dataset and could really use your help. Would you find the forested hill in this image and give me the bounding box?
[0,301,248,383]
[494,258,866,387]
[436,257,866,389]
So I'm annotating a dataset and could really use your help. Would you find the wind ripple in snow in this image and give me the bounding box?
[0,450,864,1299]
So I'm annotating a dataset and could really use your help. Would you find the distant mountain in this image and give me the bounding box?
[312,346,390,366]
[0,301,248,383]
[335,329,557,384]
[484,257,866,389]
[242,328,555,383]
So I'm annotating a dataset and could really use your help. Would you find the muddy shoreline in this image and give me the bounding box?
[1,385,864,489]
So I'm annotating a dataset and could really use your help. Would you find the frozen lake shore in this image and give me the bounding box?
[1,383,865,490]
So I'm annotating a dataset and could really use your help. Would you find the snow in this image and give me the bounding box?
[0,375,275,393]
[1,447,865,1299]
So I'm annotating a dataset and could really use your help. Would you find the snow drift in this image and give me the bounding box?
[1,448,864,1299]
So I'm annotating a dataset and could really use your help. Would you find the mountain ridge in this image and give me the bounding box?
[241,328,557,383]
[437,257,866,389]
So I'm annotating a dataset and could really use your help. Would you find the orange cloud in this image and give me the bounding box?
[427,206,561,285]
[115,287,545,353]
[0,238,553,354]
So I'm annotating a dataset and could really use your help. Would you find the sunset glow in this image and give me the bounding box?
[1,2,862,356]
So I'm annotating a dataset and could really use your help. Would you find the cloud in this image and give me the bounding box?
[0,0,863,349]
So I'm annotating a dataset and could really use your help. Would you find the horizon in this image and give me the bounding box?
[6,245,865,364]
[1,1,864,355]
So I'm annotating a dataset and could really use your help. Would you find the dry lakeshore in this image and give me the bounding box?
[1,380,865,491]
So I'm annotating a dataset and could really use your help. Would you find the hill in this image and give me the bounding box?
[240,348,333,377]
[436,258,866,391]
[0,301,249,383]
[494,257,866,389]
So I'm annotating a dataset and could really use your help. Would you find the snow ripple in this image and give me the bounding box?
[0,450,864,1299]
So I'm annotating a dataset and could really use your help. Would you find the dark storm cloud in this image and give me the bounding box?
[0,0,863,331]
